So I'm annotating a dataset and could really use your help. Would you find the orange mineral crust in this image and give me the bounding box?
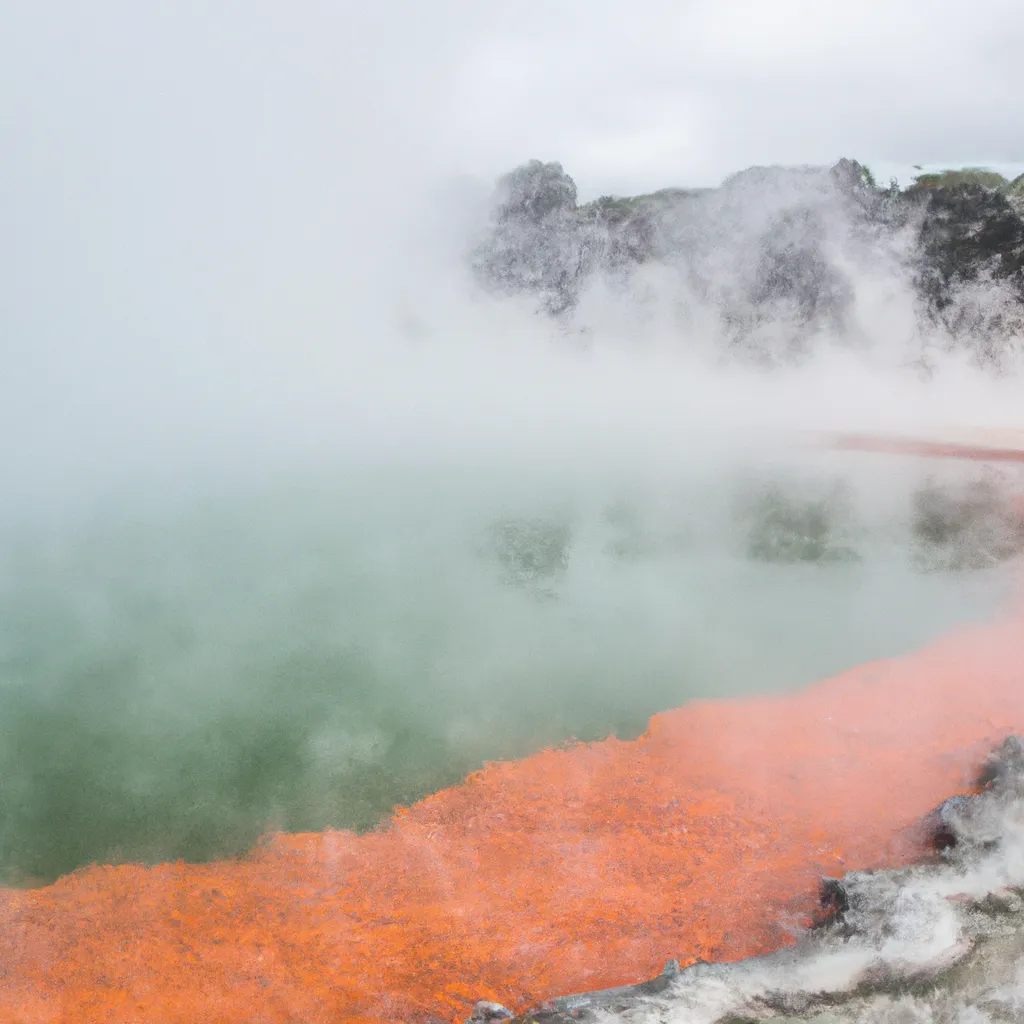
[2,609,1023,1024]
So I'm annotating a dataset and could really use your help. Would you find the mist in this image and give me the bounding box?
[3,0,1023,508]
[1,1,1024,886]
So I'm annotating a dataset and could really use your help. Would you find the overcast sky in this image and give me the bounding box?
[4,1,1024,194]
[450,0,1024,195]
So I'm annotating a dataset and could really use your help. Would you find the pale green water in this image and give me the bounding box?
[0,460,1012,883]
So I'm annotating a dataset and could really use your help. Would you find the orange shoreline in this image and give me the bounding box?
[828,432,1024,464]
[2,605,1023,1024]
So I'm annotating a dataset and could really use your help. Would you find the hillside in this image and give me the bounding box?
[469,158,1024,371]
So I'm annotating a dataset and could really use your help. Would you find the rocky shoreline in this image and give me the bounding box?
[470,736,1024,1024]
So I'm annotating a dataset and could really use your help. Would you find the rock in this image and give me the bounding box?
[1005,172,1024,213]
[744,205,853,344]
[466,1000,515,1023]
[979,734,1024,791]
[466,156,1024,371]
[914,184,1024,365]
[829,157,876,194]
[469,161,586,316]
[501,959,683,1023]
[493,160,579,223]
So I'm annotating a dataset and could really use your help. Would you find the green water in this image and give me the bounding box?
[0,461,1011,883]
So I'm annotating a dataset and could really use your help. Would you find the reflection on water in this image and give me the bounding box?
[0,460,1015,883]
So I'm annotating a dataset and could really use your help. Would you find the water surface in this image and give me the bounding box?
[0,457,1012,882]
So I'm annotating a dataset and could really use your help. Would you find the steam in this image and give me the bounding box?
[1,2,1023,887]
[0,6,1021,516]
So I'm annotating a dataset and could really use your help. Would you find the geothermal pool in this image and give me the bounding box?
[0,453,1015,885]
